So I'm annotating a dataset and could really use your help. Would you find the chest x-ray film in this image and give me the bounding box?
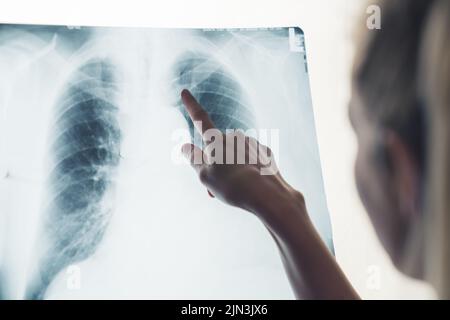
[0,24,333,299]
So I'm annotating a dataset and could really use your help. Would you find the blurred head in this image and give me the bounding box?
[350,0,450,297]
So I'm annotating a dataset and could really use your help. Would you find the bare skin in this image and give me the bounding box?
[180,89,360,300]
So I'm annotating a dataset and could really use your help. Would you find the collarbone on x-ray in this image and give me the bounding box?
[0,26,332,300]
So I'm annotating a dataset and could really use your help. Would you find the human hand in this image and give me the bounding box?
[180,89,303,219]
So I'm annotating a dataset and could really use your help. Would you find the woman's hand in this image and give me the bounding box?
[180,89,303,223]
[179,89,359,300]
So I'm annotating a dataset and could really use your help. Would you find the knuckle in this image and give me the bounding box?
[198,167,210,184]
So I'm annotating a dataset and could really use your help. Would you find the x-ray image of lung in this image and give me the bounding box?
[0,25,332,299]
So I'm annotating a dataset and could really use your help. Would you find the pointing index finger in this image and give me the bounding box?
[181,89,216,135]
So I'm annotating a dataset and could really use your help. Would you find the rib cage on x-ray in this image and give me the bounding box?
[172,52,255,146]
[0,25,332,300]
[26,58,122,299]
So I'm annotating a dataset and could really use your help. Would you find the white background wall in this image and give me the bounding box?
[0,0,435,299]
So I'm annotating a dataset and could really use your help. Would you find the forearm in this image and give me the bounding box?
[248,186,360,300]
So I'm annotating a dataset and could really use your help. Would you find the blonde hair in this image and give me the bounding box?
[353,0,450,298]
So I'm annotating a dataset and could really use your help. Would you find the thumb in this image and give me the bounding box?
[182,143,215,198]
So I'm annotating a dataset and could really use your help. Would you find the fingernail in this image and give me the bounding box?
[207,190,215,198]
[181,89,191,99]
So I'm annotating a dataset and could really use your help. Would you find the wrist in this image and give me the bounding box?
[243,178,310,236]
